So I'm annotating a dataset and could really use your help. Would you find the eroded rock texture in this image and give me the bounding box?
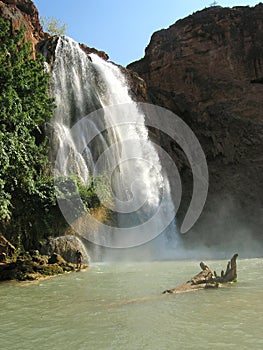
[128,5,263,246]
[1,1,262,248]
[0,0,48,55]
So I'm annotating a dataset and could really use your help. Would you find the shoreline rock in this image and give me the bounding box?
[0,250,89,282]
[0,235,89,282]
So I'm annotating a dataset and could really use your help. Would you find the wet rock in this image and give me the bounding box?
[79,43,109,61]
[0,238,88,281]
[41,235,90,265]
[48,253,66,265]
[29,250,48,265]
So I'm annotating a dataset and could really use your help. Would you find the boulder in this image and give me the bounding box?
[48,253,66,265]
[41,235,90,265]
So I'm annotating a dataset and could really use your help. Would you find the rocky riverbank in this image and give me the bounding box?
[0,234,89,282]
[0,251,88,282]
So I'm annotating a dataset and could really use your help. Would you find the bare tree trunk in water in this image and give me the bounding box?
[163,254,238,294]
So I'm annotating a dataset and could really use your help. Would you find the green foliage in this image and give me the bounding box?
[34,264,64,277]
[0,19,56,247]
[78,174,113,210]
[77,177,101,209]
[40,16,67,36]
[55,173,113,214]
[0,19,112,250]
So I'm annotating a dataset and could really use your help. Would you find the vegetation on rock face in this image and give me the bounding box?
[0,249,81,282]
[54,174,113,227]
[0,18,112,251]
[0,19,57,248]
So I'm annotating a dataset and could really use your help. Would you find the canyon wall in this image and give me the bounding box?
[0,0,47,54]
[1,0,262,248]
[128,5,263,247]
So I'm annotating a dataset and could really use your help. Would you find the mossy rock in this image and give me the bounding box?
[48,253,66,265]
[35,264,64,276]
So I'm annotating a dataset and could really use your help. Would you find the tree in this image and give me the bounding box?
[0,19,56,247]
[40,16,67,36]
[210,1,218,6]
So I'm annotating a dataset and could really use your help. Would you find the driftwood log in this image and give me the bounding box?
[163,253,238,294]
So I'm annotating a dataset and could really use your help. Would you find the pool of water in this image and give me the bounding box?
[1,258,263,350]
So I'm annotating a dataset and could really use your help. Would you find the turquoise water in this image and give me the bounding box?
[1,258,263,350]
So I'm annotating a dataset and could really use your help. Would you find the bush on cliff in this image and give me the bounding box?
[0,19,57,248]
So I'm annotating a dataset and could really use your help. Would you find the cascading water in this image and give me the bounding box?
[49,36,180,260]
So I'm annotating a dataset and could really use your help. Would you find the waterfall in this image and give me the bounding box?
[49,36,180,260]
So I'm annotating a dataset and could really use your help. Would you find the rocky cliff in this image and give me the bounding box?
[1,0,262,250]
[128,4,263,248]
[0,0,147,101]
[0,0,47,53]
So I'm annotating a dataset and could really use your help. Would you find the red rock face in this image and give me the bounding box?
[0,0,48,53]
[128,5,263,245]
[1,0,262,247]
[129,5,263,121]
[79,43,109,61]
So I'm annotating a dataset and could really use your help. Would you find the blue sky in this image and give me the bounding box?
[33,0,261,66]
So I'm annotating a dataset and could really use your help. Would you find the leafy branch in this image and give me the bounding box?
[40,16,67,36]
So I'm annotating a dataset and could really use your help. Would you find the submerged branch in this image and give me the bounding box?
[163,253,238,294]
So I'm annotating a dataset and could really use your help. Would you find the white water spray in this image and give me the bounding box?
[49,36,180,259]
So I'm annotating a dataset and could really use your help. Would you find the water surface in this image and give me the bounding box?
[1,258,263,350]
